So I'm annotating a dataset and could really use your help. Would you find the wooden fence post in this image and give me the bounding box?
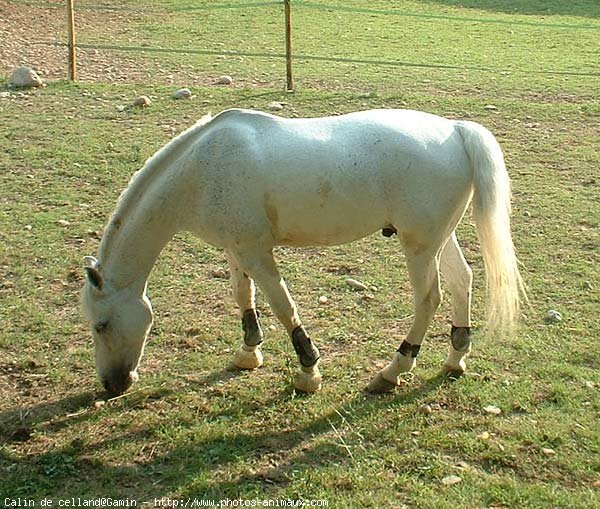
[284,0,294,90]
[67,0,77,81]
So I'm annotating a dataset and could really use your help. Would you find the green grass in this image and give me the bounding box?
[1,1,599,507]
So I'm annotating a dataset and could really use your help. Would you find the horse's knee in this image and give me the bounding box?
[423,283,442,311]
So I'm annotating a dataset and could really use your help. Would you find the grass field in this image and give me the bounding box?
[1,1,599,507]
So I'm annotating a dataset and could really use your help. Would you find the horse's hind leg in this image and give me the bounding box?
[439,233,473,377]
[230,248,322,393]
[226,251,264,370]
[368,249,442,393]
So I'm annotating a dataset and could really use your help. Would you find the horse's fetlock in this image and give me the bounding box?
[450,325,472,352]
[397,340,421,358]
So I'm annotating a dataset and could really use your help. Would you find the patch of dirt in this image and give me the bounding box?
[0,1,227,86]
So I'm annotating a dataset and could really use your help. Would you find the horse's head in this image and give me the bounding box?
[80,256,153,395]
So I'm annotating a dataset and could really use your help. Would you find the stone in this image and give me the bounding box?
[173,88,192,100]
[132,95,151,107]
[267,101,285,111]
[483,405,502,415]
[441,475,462,486]
[10,66,43,88]
[215,75,233,85]
[544,309,562,323]
[346,278,369,291]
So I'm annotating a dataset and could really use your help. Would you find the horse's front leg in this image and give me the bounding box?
[230,248,322,393]
[226,251,264,370]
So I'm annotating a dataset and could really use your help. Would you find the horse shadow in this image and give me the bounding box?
[1,368,452,500]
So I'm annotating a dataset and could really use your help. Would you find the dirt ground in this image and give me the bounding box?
[0,1,208,85]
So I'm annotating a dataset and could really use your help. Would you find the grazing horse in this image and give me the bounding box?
[80,108,524,396]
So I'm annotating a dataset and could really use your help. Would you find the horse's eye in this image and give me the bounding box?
[94,321,109,334]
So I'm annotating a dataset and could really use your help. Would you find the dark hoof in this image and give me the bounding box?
[367,372,398,394]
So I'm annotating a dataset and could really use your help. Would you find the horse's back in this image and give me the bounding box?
[194,109,474,248]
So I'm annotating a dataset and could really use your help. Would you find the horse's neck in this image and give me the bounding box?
[98,168,189,293]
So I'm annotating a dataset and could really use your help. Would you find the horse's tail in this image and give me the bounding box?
[456,121,526,334]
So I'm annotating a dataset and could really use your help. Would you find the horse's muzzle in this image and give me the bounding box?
[102,369,138,396]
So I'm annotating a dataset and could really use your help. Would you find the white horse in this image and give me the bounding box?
[81,108,524,395]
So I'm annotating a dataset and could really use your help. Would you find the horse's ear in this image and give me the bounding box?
[83,256,103,291]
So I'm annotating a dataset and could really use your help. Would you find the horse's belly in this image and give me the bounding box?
[265,191,387,247]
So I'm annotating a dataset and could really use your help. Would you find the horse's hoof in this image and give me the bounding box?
[441,364,465,379]
[232,347,263,370]
[367,372,398,394]
[294,367,322,393]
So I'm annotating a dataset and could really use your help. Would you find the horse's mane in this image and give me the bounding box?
[98,112,214,262]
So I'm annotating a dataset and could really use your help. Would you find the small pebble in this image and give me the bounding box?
[418,404,433,415]
[483,405,502,415]
[216,75,233,85]
[583,281,593,291]
[267,101,285,111]
[318,295,328,304]
[484,104,498,111]
[172,88,192,100]
[544,310,562,323]
[93,400,106,409]
[132,95,151,107]
[441,475,462,486]
[477,431,490,440]
[541,447,556,456]
[346,278,369,291]
[58,219,71,227]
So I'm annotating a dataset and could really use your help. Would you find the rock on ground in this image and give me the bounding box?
[132,95,151,107]
[10,66,43,87]
[215,75,233,85]
[173,88,192,99]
